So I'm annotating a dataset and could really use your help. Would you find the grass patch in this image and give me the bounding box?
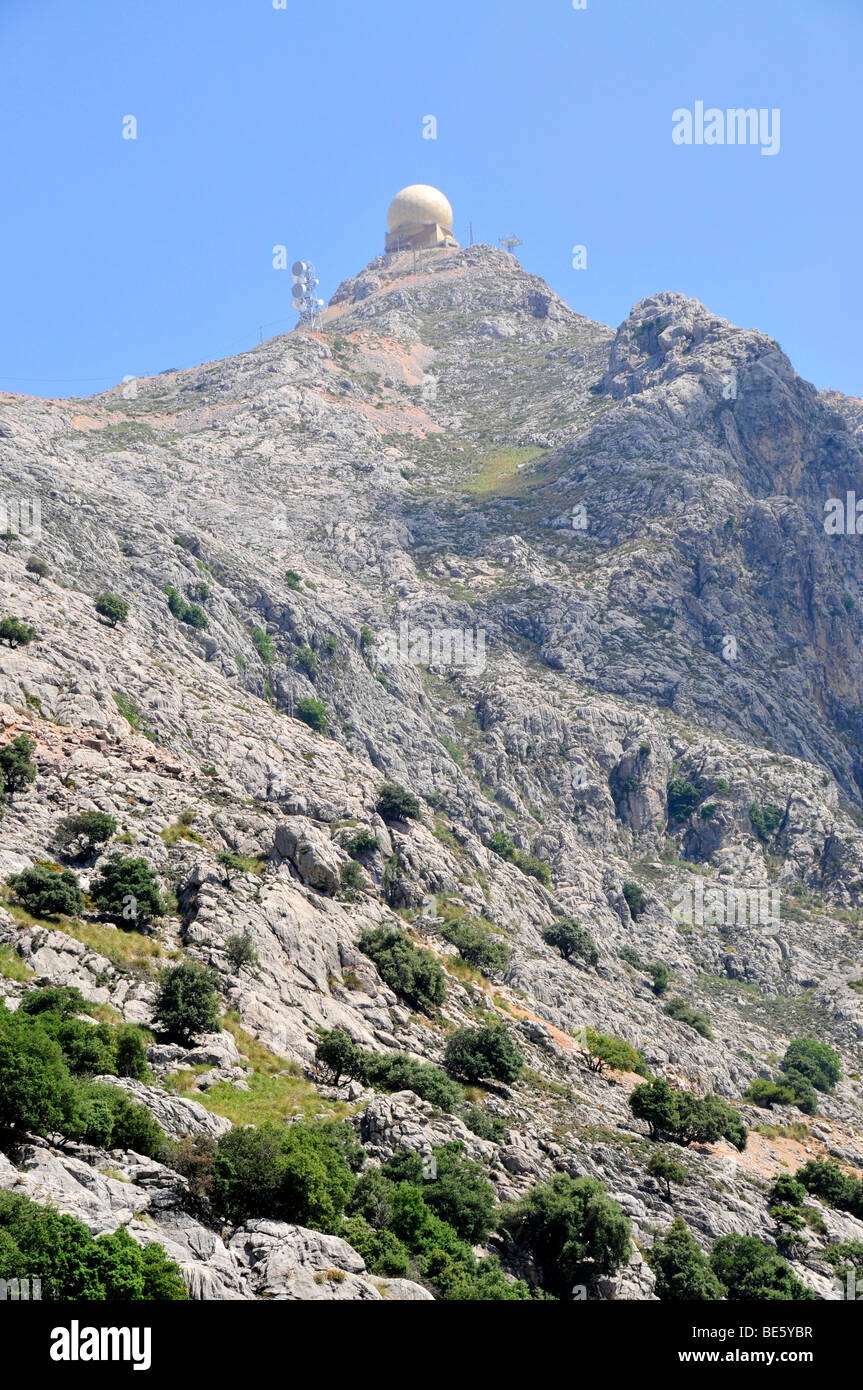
[0,943,33,981]
[466,446,549,496]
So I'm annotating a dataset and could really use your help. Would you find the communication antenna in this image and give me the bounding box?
[291,260,325,330]
[499,235,523,255]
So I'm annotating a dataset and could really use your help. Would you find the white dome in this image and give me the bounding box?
[387,184,453,234]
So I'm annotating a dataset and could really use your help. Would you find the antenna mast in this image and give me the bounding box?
[291,261,325,331]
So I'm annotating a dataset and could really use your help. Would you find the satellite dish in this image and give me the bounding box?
[291,297,306,311]
[291,261,308,276]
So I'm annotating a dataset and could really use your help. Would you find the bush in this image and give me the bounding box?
[295,644,318,679]
[340,1215,411,1276]
[794,1159,857,1211]
[649,1217,724,1299]
[749,802,783,843]
[541,918,598,966]
[0,617,37,647]
[54,810,117,859]
[744,1077,801,1111]
[295,696,329,734]
[225,933,259,972]
[358,925,445,1012]
[151,962,220,1044]
[582,1028,647,1076]
[768,1175,806,1209]
[667,777,701,823]
[89,853,165,926]
[0,734,37,798]
[649,961,670,995]
[382,1143,497,1244]
[363,1052,461,1110]
[316,1028,365,1086]
[164,585,208,630]
[441,919,509,974]
[629,1078,747,1150]
[25,556,49,583]
[500,1174,630,1299]
[781,1038,841,1094]
[347,829,380,858]
[514,851,552,886]
[285,570,301,591]
[709,1233,815,1300]
[0,1003,78,1140]
[622,881,647,919]
[0,1192,186,1299]
[251,627,275,663]
[443,1021,522,1085]
[461,1103,508,1144]
[646,1149,687,1201]
[94,593,129,627]
[7,864,83,917]
[339,859,366,895]
[487,831,516,861]
[73,1081,164,1156]
[211,1121,356,1230]
[664,995,714,1040]
[376,782,422,822]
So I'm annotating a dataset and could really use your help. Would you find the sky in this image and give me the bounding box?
[0,0,861,400]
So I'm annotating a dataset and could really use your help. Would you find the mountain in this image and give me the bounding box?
[1,243,863,1301]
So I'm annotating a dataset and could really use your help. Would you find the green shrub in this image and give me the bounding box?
[487,831,516,861]
[582,1028,647,1076]
[461,1103,508,1144]
[541,918,598,966]
[646,1149,687,1201]
[441,920,510,974]
[781,1038,841,1094]
[0,617,37,647]
[0,1003,78,1140]
[382,1143,497,1244]
[622,881,647,919]
[211,1121,356,1230]
[443,1021,522,1084]
[794,1159,858,1212]
[363,1052,460,1110]
[749,802,783,844]
[649,961,670,995]
[164,585,208,630]
[0,734,37,798]
[90,853,165,926]
[340,1216,411,1276]
[339,859,366,895]
[376,782,422,822]
[358,925,445,1011]
[0,1193,186,1299]
[7,864,83,918]
[499,1174,630,1300]
[73,1081,164,1156]
[630,1078,746,1150]
[514,851,552,886]
[664,995,714,1040]
[649,1217,724,1299]
[25,556,49,584]
[295,696,329,734]
[285,570,301,591]
[769,1175,806,1209]
[347,829,380,858]
[251,627,275,663]
[667,778,701,823]
[94,593,129,627]
[744,1077,800,1110]
[152,962,220,1044]
[295,645,318,679]
[709,1233,815,1300]
[225,934,259,972]
[54,810,117,859]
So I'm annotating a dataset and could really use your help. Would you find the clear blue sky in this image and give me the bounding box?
[1,0,860,399]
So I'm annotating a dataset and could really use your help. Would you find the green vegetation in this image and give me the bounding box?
[793,1159,863,1219]
[646,1149,687,1201]
[0,617,37,647]
[90,853,165,925]
[649,1218,724,1299]
[664,995,714,1040]
[441,918,509,975]
[666,777,701,823]
[164,584,208,630]
[486,831,552,885]
[295,645,318,679]
[251,626,275,663]
[749,802,784,843]
[225,934,259,972]
[94,592,129,627]
[629,1078,747,1150]
[622,881,647,919]
[582,1028,648,1077]
[745,1038,840,1117]
[211,1121,357,1229]
[152,962,221,1044]
[709,1234,814,1300]
[25,556,49,584]
[7,864,83,918]
[443,1021,523,1084]
[541,919,598,966]
[0,734,37,799]
[315,1028,461,1110]
[498,1174,630,1300]
[0,1192,186,1299]
[376,782,422,822]
[295,696,329,734]
[347,828,380,858]
[358,926,445,1011]
[285,570,301,590]
[54,810,117,859]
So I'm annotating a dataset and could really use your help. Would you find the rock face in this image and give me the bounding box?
[2,242,863,1300]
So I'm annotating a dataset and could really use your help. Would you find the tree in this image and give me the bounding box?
[0,733,37,798]
[6,864,83,917]
[0,1004,78,1140]
[649,961,670,995]
[316,1028,365,1086]
[443,1021,523,1084]
[441,920,510,974]
[358,925,446,1011]
[20,986,87,1020]
[629,1077,680,1140]
[339,858,366,896]
[382,1143,498,1244]
[647,1149,687,1201]
[376,782,422,822]
[295,696,329,734]
[54,810,117,859]
[781,1038,841,1094]
[89,853,165,926]
[0,617,37,647]
[768,1175,806,1209]
[649,1217,724,1300]
[25,556,49,584]
[152,962,220,1045]
[582,1028,646,1075]
[500,1174,631,1300]
[667,777,701,823]
[794,1159,854,1208]
[541,918,598,966]
[709,1233,815,1300]
[94,592,129,627]
[629,1078,746,1150]
[73,1081,164,1155]
[225,933,259,972]
[0,530,17,553]
[622,881,647,919]
[211,1121,356,1230]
